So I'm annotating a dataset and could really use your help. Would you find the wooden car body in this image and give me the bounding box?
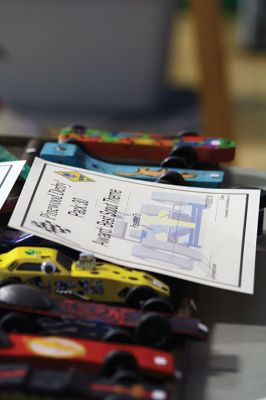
[0,247,169,303]
[40,142,224,188]
[0,332,175,379]
[0,363,170,399]
[0,285,209,343]
[58,127,236,164]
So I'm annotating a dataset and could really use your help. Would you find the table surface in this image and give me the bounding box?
[1,137,266,400]
[184,211,266,399]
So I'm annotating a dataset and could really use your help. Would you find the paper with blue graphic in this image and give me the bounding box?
[0,160,25,209]
[9,157,260,293]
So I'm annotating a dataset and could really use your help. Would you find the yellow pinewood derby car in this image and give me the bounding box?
[0,247,170,308]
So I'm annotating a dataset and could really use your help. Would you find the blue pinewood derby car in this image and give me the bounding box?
[40,142,224,188]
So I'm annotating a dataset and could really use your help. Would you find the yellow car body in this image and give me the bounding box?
[0,247,170,303]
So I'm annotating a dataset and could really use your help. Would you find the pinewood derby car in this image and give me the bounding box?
[0,227,80,260]
[0,284,209,348]
[40,142,224,188]
[0,227,37,252]
[0,363,170,399]
[0,330,175,380]
[0,247,170,306]
[58,125,236,165]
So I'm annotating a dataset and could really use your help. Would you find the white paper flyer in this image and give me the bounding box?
[0,160,25,209]
[9,157,260,293]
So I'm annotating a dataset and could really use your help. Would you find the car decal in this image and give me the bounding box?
[54,279,104,299]
[25,336,86,358]
[56,171,94,182]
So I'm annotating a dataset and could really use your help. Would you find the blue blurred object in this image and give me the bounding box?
[0,227,39,252]
[40,142,224,188]
[237,0,266,51]
[0,0,176,111]
[0,227,79,259]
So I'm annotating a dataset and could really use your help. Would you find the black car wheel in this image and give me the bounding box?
[0,284,52,310]
[103,329,134,344]
[136,314,172,348]
[70,124,87,134]
[104,396,128,400]
[0,330,12,348]
[169,146,199,169]
[125,286,159,309]
[177,131,199,138]
[141,298,175,313]
[160,156,188,169]
[111,370,140,384]
[0,278,21,288]
[157,171,187,186]
[102,350,139,377]
[0,312,39,333]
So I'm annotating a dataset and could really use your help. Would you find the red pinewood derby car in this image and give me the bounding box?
[0,285,208,348]
[0,330,175,380]
[0,363,170,400]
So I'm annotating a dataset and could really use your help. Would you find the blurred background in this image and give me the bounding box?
[0,0,266,169]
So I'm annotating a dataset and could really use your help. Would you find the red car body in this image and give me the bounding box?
[0,363,170,399]
[0,333,175,379]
